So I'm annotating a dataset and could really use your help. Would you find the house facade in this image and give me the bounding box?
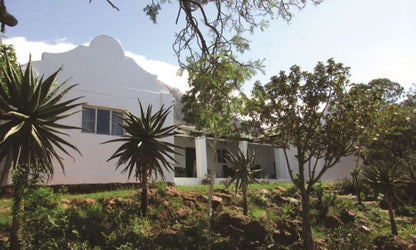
[29,35,175,184]
[1,35,356,186]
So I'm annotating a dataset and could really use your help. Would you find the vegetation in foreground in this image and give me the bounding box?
[0,180,415,249]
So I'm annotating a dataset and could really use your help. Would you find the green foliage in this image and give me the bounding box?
[327,226,371,249]
[245,58,377,249]
[105,100,178,215]
[311,182,337,221]
[105,100,178,181]
[226,149,260,195]
[21,186,71,249]
[225,148,260,215]
[0,55,82,180]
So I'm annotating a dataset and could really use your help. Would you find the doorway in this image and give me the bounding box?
[185,147,196,177]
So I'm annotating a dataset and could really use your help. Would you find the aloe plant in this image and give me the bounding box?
[361,157,407,235]
[105,101,178,215]
[226,148,260,215]
[0,56,82,249]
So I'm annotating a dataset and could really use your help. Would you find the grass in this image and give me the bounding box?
[0,199,11,231]
[61,189,136,200]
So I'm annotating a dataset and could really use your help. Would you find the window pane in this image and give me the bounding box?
[111,111,123,136]
[82,108,95,133]
[97,109,110,134]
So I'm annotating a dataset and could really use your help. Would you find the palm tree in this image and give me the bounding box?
[225,148,260,215]
[0,56,82,249]
[105,101,178,215]
[361,157,406,235]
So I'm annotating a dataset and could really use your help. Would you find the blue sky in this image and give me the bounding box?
[3,0,416,93]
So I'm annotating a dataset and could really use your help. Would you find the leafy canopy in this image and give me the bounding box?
[0,56,82,180]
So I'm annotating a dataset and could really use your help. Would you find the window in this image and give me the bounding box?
[217,149,228,163]
[82,106,123,136]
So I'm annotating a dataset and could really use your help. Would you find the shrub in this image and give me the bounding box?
[327,226,371,249]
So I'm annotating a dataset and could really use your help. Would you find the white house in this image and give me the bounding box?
[30,35,175,184]
[1,35,357,186]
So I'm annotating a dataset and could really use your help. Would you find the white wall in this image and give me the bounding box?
[29,35,175,184]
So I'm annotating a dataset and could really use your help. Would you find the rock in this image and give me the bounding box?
[244,220,269,243]
[372,235,408,250]
[258,189,271,195]
[408,244,416,250]
[356,225,371,234]
[273,220,300,245]
[340,210,356,224]
[84,198,96,205]
[61,198,71,205]
[325,215,343,229]
[217,213,232,226]
[72,197,82,206]
[155,229,178,248]
[211,238,234,250]
[176,206,192,220]
[216,193,233,203]
[273,186,288,193]
[230,214,251,229]
[166,186,181,197]
[224,224,245,239]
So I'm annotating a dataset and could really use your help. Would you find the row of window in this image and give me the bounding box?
[82,106,123,136]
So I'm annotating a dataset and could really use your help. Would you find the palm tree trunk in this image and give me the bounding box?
[140,170,149,216]
[10,166,28,250]
[301,189,314,250]
[384,189,398,235]
[242,181,248,215]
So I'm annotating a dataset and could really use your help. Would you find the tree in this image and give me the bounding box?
[0,56,82,249]
[245,59,375,249]
[359,90,416,231]
[361,157,406,235]
[93,0,321,66]
[0,0,18,32]
[105,101,178,216]
[182,53,255,218]
[225,148,260,215]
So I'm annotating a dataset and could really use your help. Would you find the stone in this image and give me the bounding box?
[244,220,269,243]
[325,215,343,229]
[166,186,181,197]
[155,229,178,248]
[273,220,300,245]
[224,225,245,239]
[176,206,192,220]
[341,210,356,224]
[258,189,271,195]
[61,198,71,205]
[230,214,251,229]
[356,225,371,234]
[84,198,96,205]
[217,212,232,226]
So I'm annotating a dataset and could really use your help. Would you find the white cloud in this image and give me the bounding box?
[124,51,189,93]
[3,36,189,93]
[3,37,76,64]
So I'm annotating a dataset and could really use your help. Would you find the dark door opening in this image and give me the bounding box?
[186,147,196,177]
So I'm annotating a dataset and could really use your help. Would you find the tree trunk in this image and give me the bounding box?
[140,170,149,216]
[384,189,398,235]
[301,190,314,250]
[10,167,28,250]
[352,172,362,205]
[207,136,218,218]
[242,181,248,215]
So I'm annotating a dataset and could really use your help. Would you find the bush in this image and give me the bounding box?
[327,226,371,249]
[22,186,73,249]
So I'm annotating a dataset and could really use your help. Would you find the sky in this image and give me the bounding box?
[3,0,416,94]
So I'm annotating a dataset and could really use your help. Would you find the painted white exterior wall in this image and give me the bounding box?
[30,35,175,184]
